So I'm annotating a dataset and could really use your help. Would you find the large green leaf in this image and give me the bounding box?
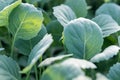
[53,4,76,26]
[96,3,120,25]
[8,3,44,40]
[41,58,96,80]
[15,25,47,55]
[0,0,21,27]
[107,63,120,80]
[65,0,87,17]
[63,18,103,60]
[21,34,53,73]
[39,54,73,67]
[90,45,120,63]
[0,55,21,80]
[92,14,120,37]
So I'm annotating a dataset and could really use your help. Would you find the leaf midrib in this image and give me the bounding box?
[14,10,29,40]
[83,28,92,59]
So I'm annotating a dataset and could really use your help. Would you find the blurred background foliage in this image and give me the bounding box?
[22,0,120,19]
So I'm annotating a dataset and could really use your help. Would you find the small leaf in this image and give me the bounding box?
[96,73,109,80]
[39,54,73,67]
[21,34,53,73]
[107,63,120,80]
[92,14,120,37]
[65,0,88,17]
[18,56,27,67]
[90,45,120,63]
[0,0,21,26]
[0,48,4,52]
[8,3,44,40]
[15,25,47,55]
[61,58,97,69]
[46,20,63,46]
[0,55,21,80]
[42,10,51,25]
[96,3,120,25]
[0,27,11,44]
[41,58,96,80]
[63,18,103,60]
[53,4,76,26]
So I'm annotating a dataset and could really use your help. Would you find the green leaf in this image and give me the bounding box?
[39,0,50,3]
[0,0,21,27]
[39,54,73,67]
[60,58,97,69]
[53,4,76,26]
[65,0,88,17]
[107,63,120,80]
[21,34,53,73]
[42,10,51,25]
[63,18,103,60]
[15,25,47,55]
[0,55,21,80]
[90,45,120,63]
[41,58,96,80]
[18,56,27,67]
[96,73,109,80]
[8,3,44,40]
[0,27,11,45]
[25,0,39,4]
[96,3,120,25]
[92,14,120,37]
[46,20,63,46]
[0,48,4,52]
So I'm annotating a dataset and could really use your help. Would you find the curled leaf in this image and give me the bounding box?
[91,45,120,63]
[21,34,53,73]
[39,54,73,67]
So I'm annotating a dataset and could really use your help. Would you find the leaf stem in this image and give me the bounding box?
[34,64,39,80]
[39,57,43,78]
[10,36,16,57]
[25,71,30,80]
